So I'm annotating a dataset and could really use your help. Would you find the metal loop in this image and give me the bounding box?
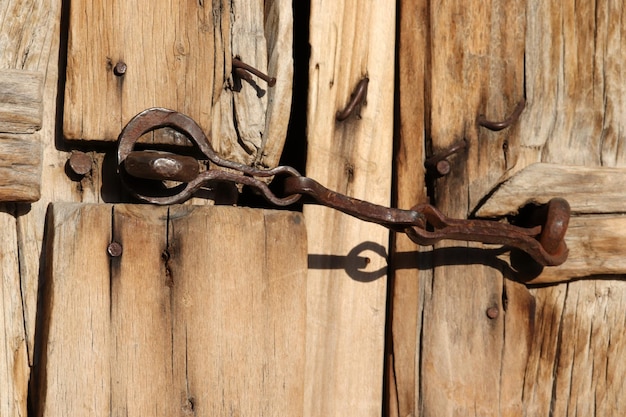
[117,107,302,205]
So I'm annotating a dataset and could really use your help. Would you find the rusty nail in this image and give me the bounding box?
[68,151,92,176]
[486,306,499,319]
[336,77,369,121]
[232,58,276,87]
[477,98,525,131]
[107,241,123,257]
[113,61,127,76]
[424,139,467,176]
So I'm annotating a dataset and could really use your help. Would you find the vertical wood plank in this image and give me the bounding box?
[64,1,228,143]
[518,0,626,168]
[0,3,63,415]
[261,0,293,168]
[0,209,28,417]
[36,203,113,417]
[386,0,429,416]
[414,1,529,416]
[518,2,626,415]
[549,281,626,415]
[109,205,175,416]
[36,203,307,417]
[231,1,270,157]
[168,206,306,416]
[305,1,395,415]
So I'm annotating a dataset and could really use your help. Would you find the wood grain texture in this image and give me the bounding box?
[64,0,228,143]
[0,68,44,203]
[474,163,626,283]
[0,69,43,133]
[36,203,307,417]
[523,215,626,284]
[63,0,292,169]
[391,0,626,415]
[0,133,42,201]
[475,163,626,217]
[516,0,626,170]
[304,1,395,415]
[260,0,293,168]
[518,2,626,414]
[9,0,69,370]
[523,281,626,416]
[0,209,28,417]
[385,0,429,416]
[0,1,60,414]
[35,203,113,417]
[418,1,527,415]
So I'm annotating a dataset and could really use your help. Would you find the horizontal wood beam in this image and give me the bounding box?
[0,133,41,202]
[0,69,43,134]
[475,163,626,217]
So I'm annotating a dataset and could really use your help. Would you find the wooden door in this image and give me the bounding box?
[2,1,626,417]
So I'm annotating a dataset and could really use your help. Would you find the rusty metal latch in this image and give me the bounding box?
[117,108,570,266]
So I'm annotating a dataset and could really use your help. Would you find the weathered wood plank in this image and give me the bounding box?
[213,0,293,168]
[385,0,428,415]
[473,163,626,283]
[518,1,626,415]
[523,281,626,415]
[515,0,626,170]
[0,133,41,202]
[0,70,43,133]
[418,1,528,415]
[261,0,293,168]
[167,205,307,416]
[475,163,626,217]
[36,203,307,417]
[0,208,28,417]
[35,203,113,416]
[304,1,395,415]
[0,2,61,414]
[11,0,68,369]
[63,1,291,169]
[64,1,228,143]
[109,205,174,416]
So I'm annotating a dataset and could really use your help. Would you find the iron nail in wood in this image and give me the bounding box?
[336,77,369,121]
[67,151,92,177]
[113,61,127,76]
[477,98,526,131]
[486,306,499,319]
[232,57,276,87]
[107,241,123,257]
[424,139,468,177]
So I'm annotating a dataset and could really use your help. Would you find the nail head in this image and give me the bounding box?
[68,151,92,176]
[436,160,451,176]
[486,306,499,319]
[107,242,123,257]
[113,61,127,76]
